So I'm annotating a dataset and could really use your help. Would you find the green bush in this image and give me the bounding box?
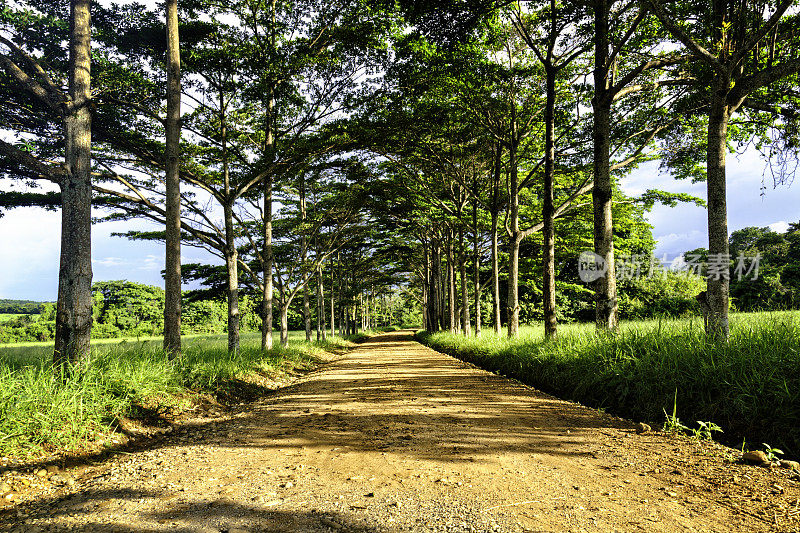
[617,269,706,320]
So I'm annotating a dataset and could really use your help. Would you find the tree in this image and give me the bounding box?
[646,0,800,338]
[164,0,182,356]
[54,0,93,370]
[588,0,692,332]
[0,0,94,369]
[512,0,590,339]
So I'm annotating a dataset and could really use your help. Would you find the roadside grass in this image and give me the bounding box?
[0,331,359,458]
[418,311,800,458]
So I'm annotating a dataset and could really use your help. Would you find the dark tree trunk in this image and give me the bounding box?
[543,63,557,340]
[490,143,503,335]
[429,242,437,332]
[592,0,618,331]
[473,196,482,337]
[54,0,93,372]
[303,285,311,341]
[422,239,431,331]
[431,239,441,331]
[459,222,471,336]
[317,264,325,341]
[359,293,365,331]
[163,0,182,357]
[491,211,501,335]
[447,233,457,333]
[330,257,336,336]
[432,239,444,331]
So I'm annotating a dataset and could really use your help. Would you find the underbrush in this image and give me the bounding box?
[418,312,800,457]
[0,333,356,458]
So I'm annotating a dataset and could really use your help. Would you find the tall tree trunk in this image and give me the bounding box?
[459,223,471,336]
[447,233,457,333]
[222,191,239,355]
[224,223,240,353]
[163,0,182,357]
[330,256,336,336]
[432,239,443,331]
[592,0,619,332]
[491,143,503,335]
[359,293,364,331]
[317,264,325,341]
[543,63,557,340]
[55,0,93,371]
[366,290,371,330]
[491,211,501,335]
[473,198,482,337]
[303,285,311,341]
[261,94,275,351]
[338,254,345,337]
[507,138,521,338]
[261,1,277,350]
[422,267,429,331]
[423,238,433,331]
[300,178,311,342]
[706,86,731,339]
[222,193,239,355]
[220,93,239,354]
[280,300,289,347]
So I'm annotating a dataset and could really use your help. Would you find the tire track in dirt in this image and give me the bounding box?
[5,331,799,532]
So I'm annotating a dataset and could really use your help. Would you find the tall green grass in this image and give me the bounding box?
[0,332,356,458]
[418,311,800,457]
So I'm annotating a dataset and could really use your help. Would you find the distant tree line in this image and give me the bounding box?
[683,222,800,312]
[0,299,51,315]
[0,279,420,344]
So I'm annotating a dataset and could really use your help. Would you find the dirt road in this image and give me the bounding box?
[4,331,800,532]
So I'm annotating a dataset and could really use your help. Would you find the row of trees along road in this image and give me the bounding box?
[366,0,799,339]
[1,0,799,369]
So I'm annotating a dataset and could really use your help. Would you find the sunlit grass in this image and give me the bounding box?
[419,311,800,457]
[0,331,358,458]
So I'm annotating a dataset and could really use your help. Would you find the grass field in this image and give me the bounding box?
[418,311,800,458]
[0,331,360,458]
[0,330,311,365]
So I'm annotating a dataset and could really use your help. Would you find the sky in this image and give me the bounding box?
[1,146,798,301]
[0,211,219,301]
[624,148,797,260]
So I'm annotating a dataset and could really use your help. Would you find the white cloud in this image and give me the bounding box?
[653,230,706,257]
[139,254,161,271]
[768,221,790,233]
[92,257,125,267]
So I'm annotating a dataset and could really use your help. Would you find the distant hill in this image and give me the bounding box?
[0,299,52,315]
